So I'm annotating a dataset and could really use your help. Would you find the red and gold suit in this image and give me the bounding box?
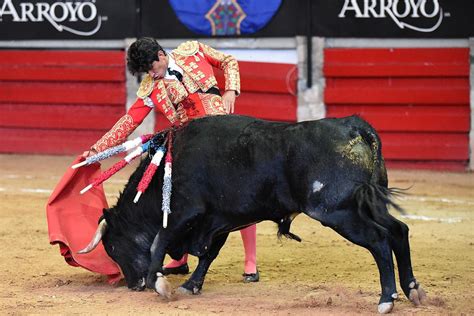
[92,41,240,152]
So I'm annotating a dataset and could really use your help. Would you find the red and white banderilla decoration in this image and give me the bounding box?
[80,141,151,195]
[133,146,166,203]
[161,132,174,228]
[72,134,153,169]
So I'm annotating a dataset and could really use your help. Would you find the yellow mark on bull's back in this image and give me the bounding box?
[337,135,374,171]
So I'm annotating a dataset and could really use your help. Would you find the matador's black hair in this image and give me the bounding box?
[126,37,166,76]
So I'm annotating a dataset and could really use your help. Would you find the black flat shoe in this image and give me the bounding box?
[162,263,190,275]
[242,270,259,283]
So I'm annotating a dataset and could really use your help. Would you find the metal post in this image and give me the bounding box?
[135,0,142,38]
[306,0,313,88]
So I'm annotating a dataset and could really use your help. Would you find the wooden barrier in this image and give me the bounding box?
[324,48,470,170]
[0,51,297,155]
[0,50,126,154]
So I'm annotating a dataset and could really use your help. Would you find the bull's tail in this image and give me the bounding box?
[353,183,406,233]
[354,122,406,232]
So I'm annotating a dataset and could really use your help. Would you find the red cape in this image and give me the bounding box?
[46,156,121,284]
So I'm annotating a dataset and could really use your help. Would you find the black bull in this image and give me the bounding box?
[80,115,425,313]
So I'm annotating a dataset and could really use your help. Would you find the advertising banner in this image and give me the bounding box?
[310,0,474,38]
[0,0,472,40]
[0,0,135,39]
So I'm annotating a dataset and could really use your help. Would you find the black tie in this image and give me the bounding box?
[167,68,183,82]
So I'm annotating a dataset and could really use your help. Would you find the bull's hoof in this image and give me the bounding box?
[417,286,427,304]
[408,281,427,306]
[409,287,427,306]
[377,302,394,314]
[179,280,202,295]
[177,286,193,295]
[409,289,420,306]
[155,273,172,299]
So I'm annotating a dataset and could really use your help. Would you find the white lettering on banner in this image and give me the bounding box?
[0,0,106,36]
[338,0,446,33]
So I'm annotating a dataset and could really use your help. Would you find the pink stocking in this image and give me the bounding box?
[164,253,188,268]
[240,224,257,274]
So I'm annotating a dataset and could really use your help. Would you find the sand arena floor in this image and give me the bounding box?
[0,154,473,315]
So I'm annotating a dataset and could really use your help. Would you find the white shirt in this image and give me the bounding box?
[165,55,184,81]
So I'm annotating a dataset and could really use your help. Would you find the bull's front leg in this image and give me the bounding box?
[179,233,229,295]
[146,232,171,299]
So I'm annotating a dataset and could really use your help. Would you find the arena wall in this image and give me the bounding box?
[470,38,474,170]
[0,38,471,170]
[0,40,298,155]
[0,49,126,154]
[299,38,471,171]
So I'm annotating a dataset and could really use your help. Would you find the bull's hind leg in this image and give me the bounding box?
[179,233,229,295]
[385,215,426,305]
[305,208,397,314]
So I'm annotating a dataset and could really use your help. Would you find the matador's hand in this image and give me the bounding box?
[222,90,236,114]
[82,148,98,158]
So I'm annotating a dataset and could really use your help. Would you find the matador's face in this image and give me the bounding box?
[148,50,168,80]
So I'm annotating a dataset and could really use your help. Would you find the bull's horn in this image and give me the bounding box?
[77,219,107,254]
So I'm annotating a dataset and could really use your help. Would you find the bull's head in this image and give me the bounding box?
[78,152,167,291]
[78,209,155,291]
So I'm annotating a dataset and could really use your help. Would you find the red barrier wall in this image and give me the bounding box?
[324,48,470,170]
[0,52,297,155]
[0,50,126,155]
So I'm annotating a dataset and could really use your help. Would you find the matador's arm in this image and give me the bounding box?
[91,76,155,152]
[198,42,240,95]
